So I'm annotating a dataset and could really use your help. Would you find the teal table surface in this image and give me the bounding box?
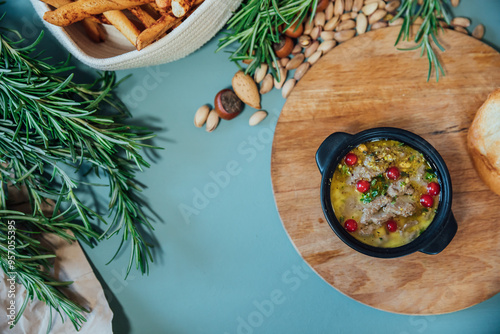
[4,1,500,333]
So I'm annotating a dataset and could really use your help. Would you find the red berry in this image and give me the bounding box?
[420,194,434,208]
[427,182,440,196]
[345,153,358,166]
[356,180,371,193]
[344,219,358,232]
[386,166,400,180]
[386,220,398,232]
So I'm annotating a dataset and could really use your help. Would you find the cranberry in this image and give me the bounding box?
[386,220,398,233]
[345,153,358,166]
[420,194,434,208]
[344,219,358,232]
[427,182,440,196]
[386,166,400,180]
[356,180,370,193]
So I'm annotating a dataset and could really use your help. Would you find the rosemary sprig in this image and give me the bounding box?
[392,0,451,81]
[217,0,318,78]
[0,22,159,329]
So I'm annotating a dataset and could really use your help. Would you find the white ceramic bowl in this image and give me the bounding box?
[30,0,241,70]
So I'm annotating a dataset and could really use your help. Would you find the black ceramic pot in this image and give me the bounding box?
[316,127,457,258]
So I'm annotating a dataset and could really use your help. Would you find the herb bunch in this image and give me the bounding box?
[217,0,318,78]
[0,25,158,329]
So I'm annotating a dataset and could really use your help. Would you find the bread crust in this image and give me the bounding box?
[467,88,500,196]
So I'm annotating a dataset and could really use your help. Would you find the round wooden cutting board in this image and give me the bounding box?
[271,27,500,315]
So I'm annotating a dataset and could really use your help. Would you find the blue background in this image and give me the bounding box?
[5,1,500,333]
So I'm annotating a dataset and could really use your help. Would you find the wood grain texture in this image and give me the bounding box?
[271,27,500,315]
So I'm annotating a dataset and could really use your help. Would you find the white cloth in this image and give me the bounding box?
[0,187,113,334]
[0,233,113,334]
[30,0,242,70]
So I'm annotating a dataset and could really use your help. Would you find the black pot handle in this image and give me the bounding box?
[316,132,353,174]
[419,212,457,255]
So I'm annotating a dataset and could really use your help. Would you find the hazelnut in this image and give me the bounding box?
[273,35,294,58]
[283,21,304,38]
[214,89,243,120]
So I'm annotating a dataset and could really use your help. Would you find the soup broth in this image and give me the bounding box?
[330,140,440,248]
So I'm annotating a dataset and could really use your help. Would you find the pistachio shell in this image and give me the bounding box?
[194,105,210,128]
[205,110,219,132]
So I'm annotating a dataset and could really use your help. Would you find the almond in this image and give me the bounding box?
[304,41,319,58]
[304,19,314,35]
[260,74,274,95]
[324,16,340,31]
[389,17,404,26]
[280,57,290,67]
[385,0,400,13]
[472,24,485,40]
[337,19,356,31]
[334,29,356,42]
[315,11,326,27]
[344,0,353,11]
[307,50,323,65]
[317,40,337,54]
[282,79,296,99]
[274,67,288,89]
[292,43,302,55]
[356,13,368,34]
[362,2,378,16]
[340,13,352,21]
[320,31,336,40]
[451,17,471,28]
[286,54,305,70]
[254,63,268,84]
[371,21,387,30]
[294,62,310,81]
[232,70,261,109]
[249,110,268,126]
[369,9,387,24]
[352,0,363,12]
[310,26,322,40]
[334,0,344,16]
[325,2,335,20]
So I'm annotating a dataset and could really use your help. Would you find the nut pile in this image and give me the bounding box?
[194,70,268,132]
[253,0,484,98]
[195,0,484,132]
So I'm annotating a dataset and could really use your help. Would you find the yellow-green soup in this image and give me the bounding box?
[330,140,440,248]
